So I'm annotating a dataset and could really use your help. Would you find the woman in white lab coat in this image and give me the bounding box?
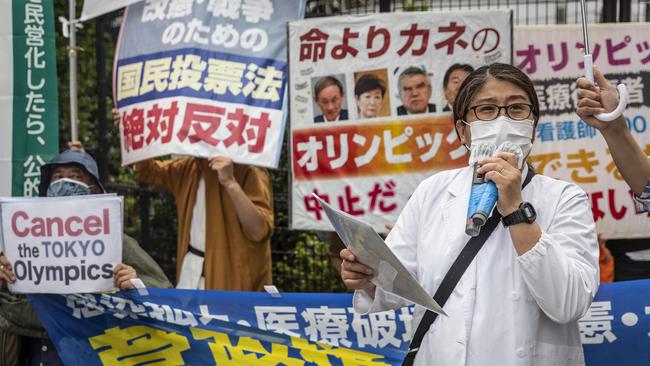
[340,63,599,366]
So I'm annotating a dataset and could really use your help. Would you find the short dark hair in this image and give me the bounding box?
[398,66,428,86]
[453,63,540,126]
[314,76,344,99]
[354,74,386,97]
[443,63,474,88]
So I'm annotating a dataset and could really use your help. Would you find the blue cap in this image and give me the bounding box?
[38,149,105,197]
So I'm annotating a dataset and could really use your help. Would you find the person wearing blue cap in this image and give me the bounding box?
[0,144,172,366]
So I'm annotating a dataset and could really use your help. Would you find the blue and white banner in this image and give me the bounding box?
[113,0,305,168]
[31,289,411,365]
[29,279,650,365]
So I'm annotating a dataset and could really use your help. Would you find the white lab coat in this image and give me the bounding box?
[354,166,599,366]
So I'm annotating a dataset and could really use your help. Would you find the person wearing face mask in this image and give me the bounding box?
[340,63,599,366]
[0,146,172,366]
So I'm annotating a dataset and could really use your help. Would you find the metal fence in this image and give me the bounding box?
[306,0,649,23]
[99,0,647,292]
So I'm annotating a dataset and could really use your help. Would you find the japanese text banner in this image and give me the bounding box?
[289,10,512,231]
[0,0,59,197]
[114,0,306,168]
[28,280,650,365]
[515,24,650,238]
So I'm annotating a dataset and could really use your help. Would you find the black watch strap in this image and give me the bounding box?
[502,202,536,226]
[502,208,525,226]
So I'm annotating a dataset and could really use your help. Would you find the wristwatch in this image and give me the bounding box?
[502,202,537,226]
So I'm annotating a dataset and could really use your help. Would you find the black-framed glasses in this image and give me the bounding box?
[466,103,535,121]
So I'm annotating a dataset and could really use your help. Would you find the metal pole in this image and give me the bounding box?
[619,0,631,22]
[95,15,108,183]
[580,0,590,55]
[379,0,391,12]
[69,0,79,142]
[602,0,618,22]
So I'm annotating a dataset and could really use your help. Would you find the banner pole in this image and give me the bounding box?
[69,0,79,142]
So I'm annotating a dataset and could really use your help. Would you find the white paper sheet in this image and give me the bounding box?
[314,194,445,315]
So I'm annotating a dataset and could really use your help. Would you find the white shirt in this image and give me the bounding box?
[354,166,599,366]
[632,175,650,213]
[177,177,206,290]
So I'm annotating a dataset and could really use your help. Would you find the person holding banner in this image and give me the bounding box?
[576,67,650,281]
[134,156,274,291]
[0,147,172,366]
[341,63,599,365]
[112,107,274,291]
[576,67,650,213]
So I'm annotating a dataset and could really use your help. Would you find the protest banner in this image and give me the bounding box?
[0,195,123,293]
[289,10,513,231]
[28,279,650,365]
[0,0,59,197]
[114,0,306,168]
[515,23,650,238]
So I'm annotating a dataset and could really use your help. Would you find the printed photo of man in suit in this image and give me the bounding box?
[313,76,348,123]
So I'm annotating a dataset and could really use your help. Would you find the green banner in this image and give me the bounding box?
[10,0,59,196]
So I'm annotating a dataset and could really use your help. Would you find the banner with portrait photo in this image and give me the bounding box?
[289,10,513,231]
[114,0,306,168]
[515,23,650,239]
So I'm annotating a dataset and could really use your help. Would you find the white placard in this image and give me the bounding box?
[0,195,123,293]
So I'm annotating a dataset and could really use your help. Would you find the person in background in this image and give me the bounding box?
[341,63,599,365]
[354,74,387,119]
[598,234,614,283]
[0,144,172,366]
[576,66,650,281]
[442,63,474,112]
[133,155,274,291]
[396,67,436,115]
[576,66,650,211]
[114,106,274,291]
[313,76,349,123]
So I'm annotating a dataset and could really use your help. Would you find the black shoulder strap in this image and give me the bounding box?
[402,168,536,366]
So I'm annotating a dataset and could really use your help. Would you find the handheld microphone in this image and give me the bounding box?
[464,142,526,237]
[465,143,497,237]
[466,165,498,237]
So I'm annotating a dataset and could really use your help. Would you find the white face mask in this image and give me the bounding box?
[465,116,534,165]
